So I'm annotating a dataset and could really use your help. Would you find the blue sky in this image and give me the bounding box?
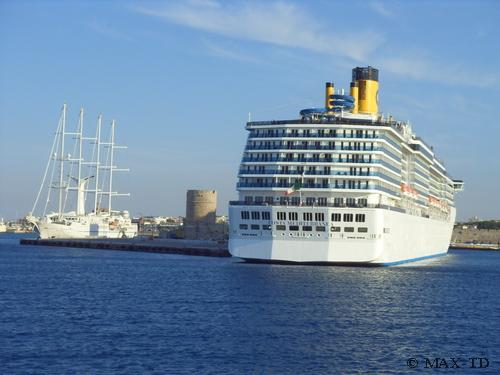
[0,0,499,221]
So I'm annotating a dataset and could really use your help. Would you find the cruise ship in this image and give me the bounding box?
[228,66,464,266]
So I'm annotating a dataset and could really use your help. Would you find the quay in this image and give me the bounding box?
[450,243,499,251]
[20,237,230,257]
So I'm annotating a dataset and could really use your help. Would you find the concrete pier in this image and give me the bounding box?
[20,237,230,257]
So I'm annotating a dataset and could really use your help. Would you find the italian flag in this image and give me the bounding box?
[285,180,302,196]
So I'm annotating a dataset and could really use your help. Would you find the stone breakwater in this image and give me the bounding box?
[452,227,500,247]
[20,237,230,257]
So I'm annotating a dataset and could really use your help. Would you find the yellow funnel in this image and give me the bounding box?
[352,66,378,114]
[325,82,334,111]
[350,81,359,114]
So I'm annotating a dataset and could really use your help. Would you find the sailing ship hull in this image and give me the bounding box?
[229,205,455,266]
[32,217,137,239]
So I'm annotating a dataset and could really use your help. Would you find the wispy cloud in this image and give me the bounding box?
[135,1,384,61]
[369,1,394,18]
[376,55,499,88]
[135,1,498,88]
[202,40,265,64]
[87,20,132,41]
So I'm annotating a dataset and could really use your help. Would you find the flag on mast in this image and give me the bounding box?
[284,179,302,196]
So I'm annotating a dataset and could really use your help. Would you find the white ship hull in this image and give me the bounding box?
[30,215,137,239]
[229,206,455,266]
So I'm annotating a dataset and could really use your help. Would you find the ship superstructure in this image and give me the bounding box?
[228,66,464,265]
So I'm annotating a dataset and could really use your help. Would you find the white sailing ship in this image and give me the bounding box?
[0,219,6,233]
[27,104,137,239]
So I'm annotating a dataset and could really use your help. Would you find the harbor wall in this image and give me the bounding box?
[20,238,230,257]
[452,227,500,245]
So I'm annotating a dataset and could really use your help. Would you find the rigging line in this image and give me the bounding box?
[33,115,61,214]
[43,119,62,216]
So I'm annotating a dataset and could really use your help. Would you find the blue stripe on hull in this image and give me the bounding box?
[239,252,448,267]
[379,252,448,266]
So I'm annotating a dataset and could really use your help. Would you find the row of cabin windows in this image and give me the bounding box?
[243,210,365,223]
[251,129,378,138]
[240,211,271,221]
[278,212,325,221]
[239,224,368,233]
[276,225,326,232]
[245,153,374,163]
[276,211,364,222]
[239,224,272,230]
[244,196,368,208]
[248,141,376,151]
[331,226,368,233]
[243,167,373,179]
[331,213,366,222]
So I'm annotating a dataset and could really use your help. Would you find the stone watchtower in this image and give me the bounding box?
[184,190,225,240]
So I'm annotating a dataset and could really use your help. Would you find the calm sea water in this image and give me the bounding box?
[1,233,499,374]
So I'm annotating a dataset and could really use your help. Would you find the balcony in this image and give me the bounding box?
[245,145,381,151]
[236,182,374,189]
[248,133,379,140]
[238,170,379,177]
[229,200,407,213]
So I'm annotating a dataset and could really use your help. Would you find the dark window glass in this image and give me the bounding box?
[331,213,341,222]
[343,213,353,222]
[355,214,365,222]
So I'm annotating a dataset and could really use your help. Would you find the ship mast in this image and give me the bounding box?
[108,120,115,213]
[77,108,84,205]
[94,115,101,213]
[100,120,130,215]
[57,103,67,218]
[71,108,85,216]
[65,108,86,216]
